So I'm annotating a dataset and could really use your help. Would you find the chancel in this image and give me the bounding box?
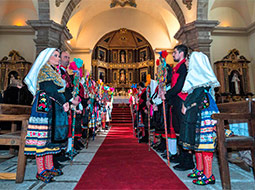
[0,0,255,189]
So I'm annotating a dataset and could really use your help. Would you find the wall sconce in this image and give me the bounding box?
[13,19,26,26]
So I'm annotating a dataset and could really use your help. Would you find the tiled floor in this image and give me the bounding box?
[0,128,254,190]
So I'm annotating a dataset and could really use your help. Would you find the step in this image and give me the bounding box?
[111,120,132,123]
[112,118,132,120]
[111,113,131,116]
[112,111,131,115]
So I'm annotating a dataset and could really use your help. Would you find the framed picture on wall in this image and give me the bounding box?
[140,68,148,82]
[98,48,106,62]
[139,48,147,62]
[98,68,106,82]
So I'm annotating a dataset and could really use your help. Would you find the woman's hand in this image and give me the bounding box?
[181,103,187,115]
[63,102,69,112]
[76,110,82,114]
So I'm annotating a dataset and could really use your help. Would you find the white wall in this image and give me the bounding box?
[248,31,255,93]
[70,52,92,74]
[0,9,37,25]
[0,33,36,63]
[209,7,246,27]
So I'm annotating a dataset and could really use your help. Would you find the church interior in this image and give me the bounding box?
[0,0,255,189]
[0,0,255,100]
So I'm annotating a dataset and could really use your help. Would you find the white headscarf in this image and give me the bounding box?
[24,48,56,96]
[182,51,220,94]
[150,79,162,105]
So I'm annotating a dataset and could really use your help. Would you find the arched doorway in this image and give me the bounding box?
[91,28,154,93]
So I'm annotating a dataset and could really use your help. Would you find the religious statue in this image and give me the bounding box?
[9,74,23,88]
[121,52,125,63]
[120,70,126,83]
[231,72,240,95]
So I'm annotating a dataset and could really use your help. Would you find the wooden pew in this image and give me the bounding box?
[212,100,255,190]
[0,104,31,183]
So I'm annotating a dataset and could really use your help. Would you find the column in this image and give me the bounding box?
[26,20,72,55]
[174,20,219,59]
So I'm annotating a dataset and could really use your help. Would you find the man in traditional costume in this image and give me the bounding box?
[52,51,72,167]
[165,44,195,171]
[138,82,148,143]
[24,48,69,183]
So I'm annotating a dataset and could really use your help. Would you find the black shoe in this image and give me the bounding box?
[151,143,160,148]
[54,161,64,169]
[161,150,167,158]
[138,136,148,143]
[156,148,165,153]
[57,155,71,162]
[173,164,194,171]
[170,154,180,163]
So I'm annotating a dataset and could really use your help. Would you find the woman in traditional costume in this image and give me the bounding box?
[24,48,69,183]
[180,52,220,185]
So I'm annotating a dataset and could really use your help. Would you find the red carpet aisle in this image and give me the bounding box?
[75,105,188,190]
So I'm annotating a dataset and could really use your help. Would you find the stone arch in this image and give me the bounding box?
[61,0,186,27]
[61,0,81,26]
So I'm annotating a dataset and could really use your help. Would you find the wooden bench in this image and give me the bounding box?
[0,104,31,183]
[212,100,255,190]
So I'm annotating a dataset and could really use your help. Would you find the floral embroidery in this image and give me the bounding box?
[36,92,49,113]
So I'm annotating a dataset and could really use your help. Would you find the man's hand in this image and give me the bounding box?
[153,104,158,111]
[160,90,166,100]
[71,96,80,106]
[63,102,69,112]
[76,110,82,114]
[146,100,151,108]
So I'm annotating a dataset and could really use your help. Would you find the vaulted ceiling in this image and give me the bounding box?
[0,0,254,49]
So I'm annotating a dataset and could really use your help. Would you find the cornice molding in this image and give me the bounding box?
[72,48,91,54]
[212,22,255,36]
[247,21,255,34]
[154,48,173,53]
[26,20,63,32]
[0,25,34,35]
[175,20,219,40]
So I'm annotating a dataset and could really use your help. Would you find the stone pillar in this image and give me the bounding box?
[174,20,219,58]
[26,20,72,55]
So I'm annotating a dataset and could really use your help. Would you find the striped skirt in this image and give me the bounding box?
[196,94,218,152]
[24,93,62,156]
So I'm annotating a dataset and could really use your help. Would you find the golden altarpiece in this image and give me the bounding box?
[92,28,154,94]
[0,50,32,92]
[214,49,253,102]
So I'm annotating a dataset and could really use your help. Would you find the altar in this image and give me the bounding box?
[113,96,129,104]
